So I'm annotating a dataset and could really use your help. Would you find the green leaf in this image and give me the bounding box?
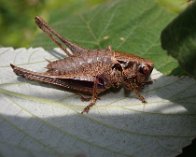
[157,0,192,13]
[1,47,196,157]
[161,1,196,78]
[32,0,185,75]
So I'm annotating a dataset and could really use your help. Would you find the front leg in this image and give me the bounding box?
[81,77,99,114]
[133,88,146,103]
[124,82,146,103]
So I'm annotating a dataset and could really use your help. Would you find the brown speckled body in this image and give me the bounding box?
[10,16,154,113]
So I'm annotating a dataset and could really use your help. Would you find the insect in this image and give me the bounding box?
[10,16,154,114]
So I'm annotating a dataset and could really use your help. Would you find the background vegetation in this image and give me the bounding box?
[0,0,105,47]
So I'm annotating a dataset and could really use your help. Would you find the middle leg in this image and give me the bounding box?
[81,77,99,114]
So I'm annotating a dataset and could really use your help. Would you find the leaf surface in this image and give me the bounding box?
[0,47,196,157]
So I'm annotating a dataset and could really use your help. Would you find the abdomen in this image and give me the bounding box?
[46,50,113,76]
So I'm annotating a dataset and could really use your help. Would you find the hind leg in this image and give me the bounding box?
[35,16,86,56]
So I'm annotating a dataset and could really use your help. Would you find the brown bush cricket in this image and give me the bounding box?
[10,16,154,114]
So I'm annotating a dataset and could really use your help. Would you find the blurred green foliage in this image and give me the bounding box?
[0,0,105,48]
[0,0,190,48]
[0,0,45,47]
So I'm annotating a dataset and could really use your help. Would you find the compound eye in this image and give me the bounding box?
[139,65,148,75]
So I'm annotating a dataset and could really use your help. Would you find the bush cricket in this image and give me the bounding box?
[10,16,154,114]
